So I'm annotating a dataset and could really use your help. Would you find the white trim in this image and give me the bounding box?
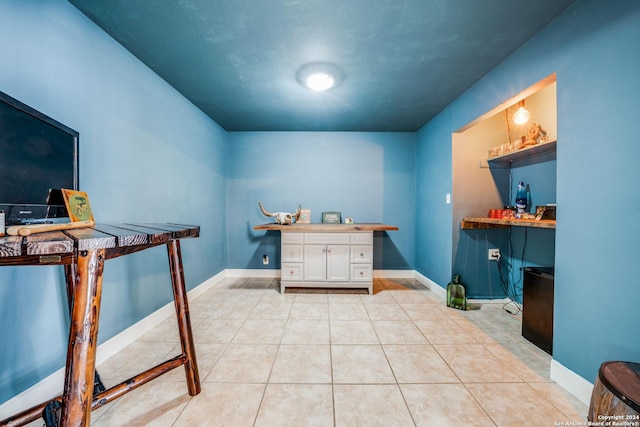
[413,270,447,300]
[0,368,65,420]
[224,268,280,278]
[225,269,416,279]
[550,359,594,406]
[0,271,226,419]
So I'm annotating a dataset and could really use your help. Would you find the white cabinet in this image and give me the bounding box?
[281,233,304,282]
[327,245,350,281]
[304,244,350,281]
[280,231,373,294]
[303,245,327,281]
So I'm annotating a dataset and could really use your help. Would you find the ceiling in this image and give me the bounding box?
[68,0,575,132]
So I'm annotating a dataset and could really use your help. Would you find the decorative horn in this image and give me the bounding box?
[294,204,301,222]
[258,202,274,217]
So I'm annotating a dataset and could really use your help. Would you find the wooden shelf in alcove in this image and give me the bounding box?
[461,217,556,229]
[487,140,556,166]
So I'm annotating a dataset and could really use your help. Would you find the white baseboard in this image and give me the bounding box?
[413,270,447,300]
[225,269,280,278]
[0,270,226,419]
[550,359,594,406]
[0,368,66,420]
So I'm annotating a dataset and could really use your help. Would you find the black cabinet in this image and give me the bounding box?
[522,267,554,355]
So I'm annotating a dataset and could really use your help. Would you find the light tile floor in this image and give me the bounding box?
[37,277,589,426]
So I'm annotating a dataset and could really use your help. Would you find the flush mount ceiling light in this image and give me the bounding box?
[513,100,531,125]
[297,62,343,92]
[306,72,335,91]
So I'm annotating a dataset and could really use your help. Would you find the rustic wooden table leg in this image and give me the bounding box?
[64,264,76,309]
[60,249,105,427]
[167,240,201,396]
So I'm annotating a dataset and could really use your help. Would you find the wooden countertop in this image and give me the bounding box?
[0,223,200,263]
[253,223,398,232]
[461,217,556,229]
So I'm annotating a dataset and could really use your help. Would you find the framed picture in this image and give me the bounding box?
[322,211,341,224]
[298,208,311,224]
[61,189,95,222]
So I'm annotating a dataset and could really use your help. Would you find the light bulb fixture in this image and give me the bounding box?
[297,62,343,92]
[306,72,334,91]
[513,100,531,125]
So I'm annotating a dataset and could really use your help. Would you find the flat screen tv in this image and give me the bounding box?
[0,90,79,225]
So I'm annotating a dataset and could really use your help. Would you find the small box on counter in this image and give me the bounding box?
[298,208,311,224]
[542,205,556,220]
[322,212,341,224]
[535,205,556,220]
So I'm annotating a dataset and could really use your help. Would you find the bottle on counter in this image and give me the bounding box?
[515,181,527,217]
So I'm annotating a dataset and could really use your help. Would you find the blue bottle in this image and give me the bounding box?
[515,181,527,217]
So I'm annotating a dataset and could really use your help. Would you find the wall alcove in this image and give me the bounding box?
[451,74,557,300]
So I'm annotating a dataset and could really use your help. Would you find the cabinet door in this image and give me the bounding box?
[282,244,303,262]
[304,245,327,281]
[327,245,350,281]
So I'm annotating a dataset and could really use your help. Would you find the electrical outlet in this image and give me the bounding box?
[488,249,500,261]
[262,255,269,265]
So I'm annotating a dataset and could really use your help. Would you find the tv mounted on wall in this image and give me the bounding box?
[0,90,79,225]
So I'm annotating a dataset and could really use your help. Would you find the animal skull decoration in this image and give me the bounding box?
[258,202,301,225]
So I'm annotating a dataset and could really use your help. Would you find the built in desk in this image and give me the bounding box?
[0,223,201,427]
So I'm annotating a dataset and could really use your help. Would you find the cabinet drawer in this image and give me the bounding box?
[350,232,373,244]
[351,245,373,263]
[304,233,350,244]
[282,244,303,262]
[281,232,303,243]
[351,264,372,281]
[281,263,303,281]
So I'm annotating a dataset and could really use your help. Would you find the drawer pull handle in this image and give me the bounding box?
[360,253,364,257]
[360,271,364,276]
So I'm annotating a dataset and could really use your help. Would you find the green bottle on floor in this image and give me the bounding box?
[446,274,467,310]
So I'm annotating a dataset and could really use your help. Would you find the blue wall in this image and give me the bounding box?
[1,0,638,409]
[415,110,453,287]
[227,131,416,271]
[0,1,227,405]
[416,0,640,383]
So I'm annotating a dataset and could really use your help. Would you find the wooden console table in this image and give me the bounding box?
[0,223,201,427]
